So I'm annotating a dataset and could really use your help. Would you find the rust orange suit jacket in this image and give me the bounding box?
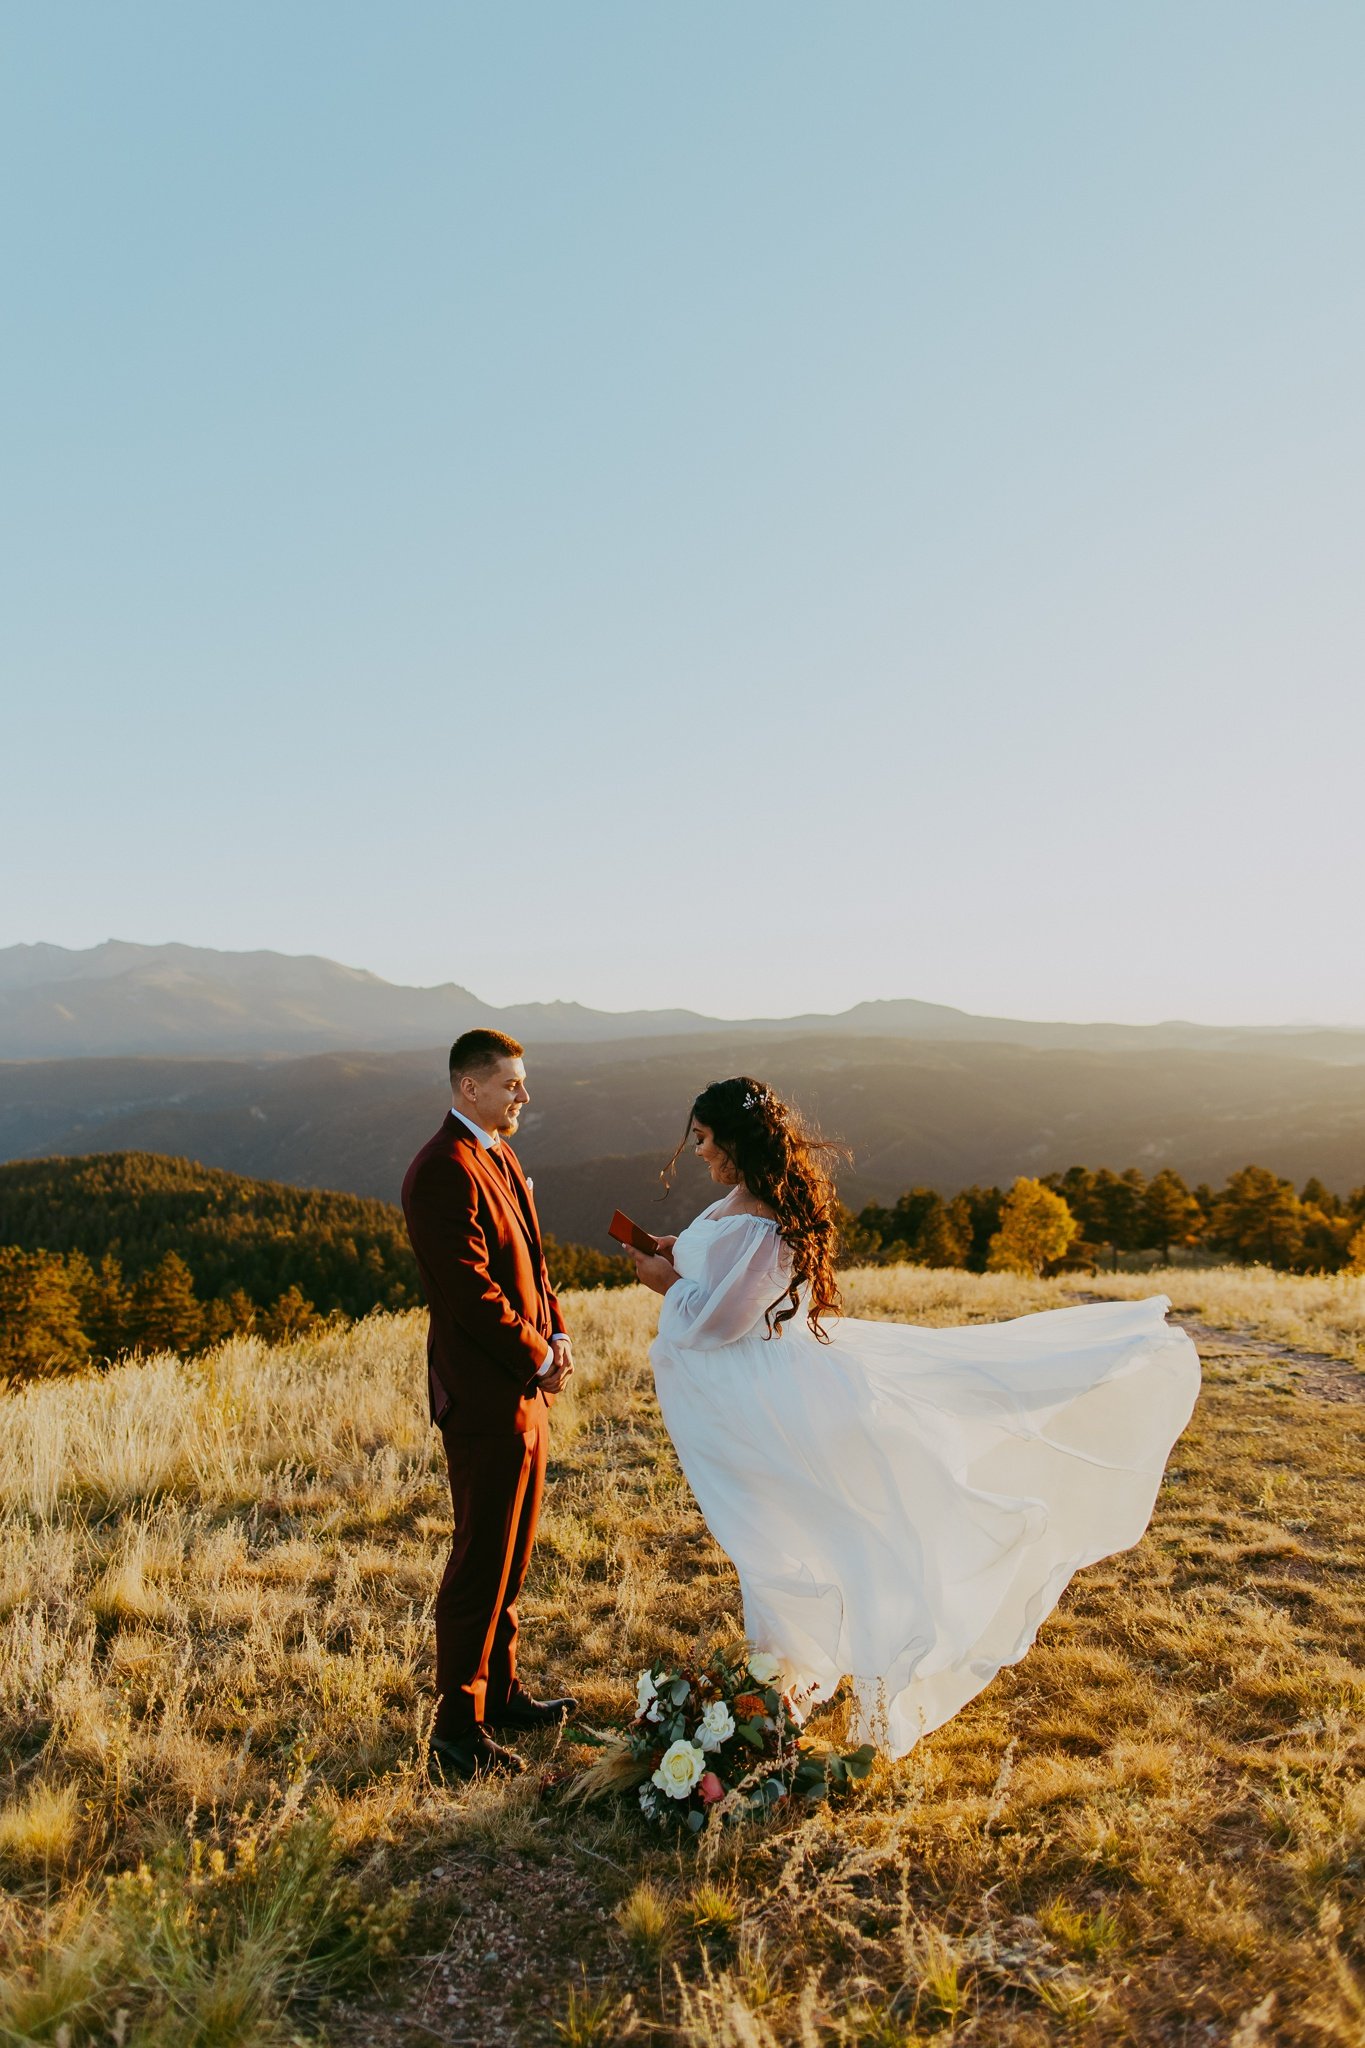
[401,1114,565,1433]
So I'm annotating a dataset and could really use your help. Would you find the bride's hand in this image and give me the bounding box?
[630,1247,680,1295]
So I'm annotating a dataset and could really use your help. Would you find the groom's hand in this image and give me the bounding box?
[538,1334,574,1393]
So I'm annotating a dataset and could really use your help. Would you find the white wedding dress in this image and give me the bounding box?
[650,1199,1201,1758]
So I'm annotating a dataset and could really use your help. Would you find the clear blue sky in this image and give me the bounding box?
[4,3,1362,1023]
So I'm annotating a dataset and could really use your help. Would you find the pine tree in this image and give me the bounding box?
[837,1205,885,1267]
[85,1254,132,1359]
[1299,1203,1355,1272]
[0,1249,91,1378]
[1142,1168,1204,1262]
[261,1285,319,1343]
[1088,1168,1148,1265]
[917,1200,971,1269]
[986,1179,1078,1276]
[133,1252,204,1355]
[951,1186,1006,1271]
[199,1297,237,1345]
[1047,1167,1098,1231]
[1212,1166,1305,1268]
[223,1288,258,1333]
[866,1189,971,1268]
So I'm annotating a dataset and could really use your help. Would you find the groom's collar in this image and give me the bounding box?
[448,1106,501,1151]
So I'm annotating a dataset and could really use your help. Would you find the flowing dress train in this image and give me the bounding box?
[649,1202,1201,1757]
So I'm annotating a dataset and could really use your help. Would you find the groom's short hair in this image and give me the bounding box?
[449,1028,524,1080]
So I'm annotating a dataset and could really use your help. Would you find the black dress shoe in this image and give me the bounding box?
[427,1729,526,1784]
[484,1690,579,1732]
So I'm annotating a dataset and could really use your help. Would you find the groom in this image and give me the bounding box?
[401,1028,577,1781]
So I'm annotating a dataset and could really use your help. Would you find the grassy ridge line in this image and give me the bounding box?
[1,1274,1363,2044]
[840,1264,1365,1365]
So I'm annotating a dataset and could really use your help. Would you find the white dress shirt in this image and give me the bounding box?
[449,1105,561,1378]
[449,1106,499,1151]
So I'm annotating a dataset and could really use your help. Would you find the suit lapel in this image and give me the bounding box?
[499,1143,543,1254]
[450,1117,538,1256]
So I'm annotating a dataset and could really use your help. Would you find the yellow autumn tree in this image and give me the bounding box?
[1346,1221,1365,1276]
[987,1177,1078,1276]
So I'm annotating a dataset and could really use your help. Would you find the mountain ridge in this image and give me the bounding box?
[3,941,1364,1062]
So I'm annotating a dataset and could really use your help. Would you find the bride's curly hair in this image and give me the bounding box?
[663,1077,846,1342]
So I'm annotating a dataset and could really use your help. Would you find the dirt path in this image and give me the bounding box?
[1065,1291,1365,1406]
[1171,1314,1362,1406]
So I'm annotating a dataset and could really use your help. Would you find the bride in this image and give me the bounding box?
[625,1077,1200,1759]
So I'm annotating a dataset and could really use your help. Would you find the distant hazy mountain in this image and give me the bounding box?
[2,940,1364,1062]
[0,941,710,1058]
[4,1032,1363,1246]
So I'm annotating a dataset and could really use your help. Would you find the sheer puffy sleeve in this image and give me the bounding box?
[656,1216,791,1351]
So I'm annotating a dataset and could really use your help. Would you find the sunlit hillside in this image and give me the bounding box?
[2,1270,1363,2044]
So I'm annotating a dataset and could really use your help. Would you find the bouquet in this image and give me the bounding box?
[569,1645,875,1834]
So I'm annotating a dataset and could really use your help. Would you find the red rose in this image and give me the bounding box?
[698,1772,724,1804]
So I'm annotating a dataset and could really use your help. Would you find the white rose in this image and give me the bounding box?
[697,1700,736,1752]
[652,1739,706,1800]
[747,1653,782,1685]
[636,1670,662,1723]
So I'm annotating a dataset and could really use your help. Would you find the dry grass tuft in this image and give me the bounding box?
[686,1880,743,1943]
[554,1973,628,2045]
[0,1269,1362,2044]
[617,1878,675,1962]
[0,1780,80,1875]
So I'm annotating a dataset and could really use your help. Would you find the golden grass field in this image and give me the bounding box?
[2,1266,1364,2046]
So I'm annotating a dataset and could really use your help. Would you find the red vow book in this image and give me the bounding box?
[608,1209,661,1256]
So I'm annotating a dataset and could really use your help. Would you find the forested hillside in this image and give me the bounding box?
[0,1153,629,1378]
[849,1161,1365,1274]
[0,1151,419,1309]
